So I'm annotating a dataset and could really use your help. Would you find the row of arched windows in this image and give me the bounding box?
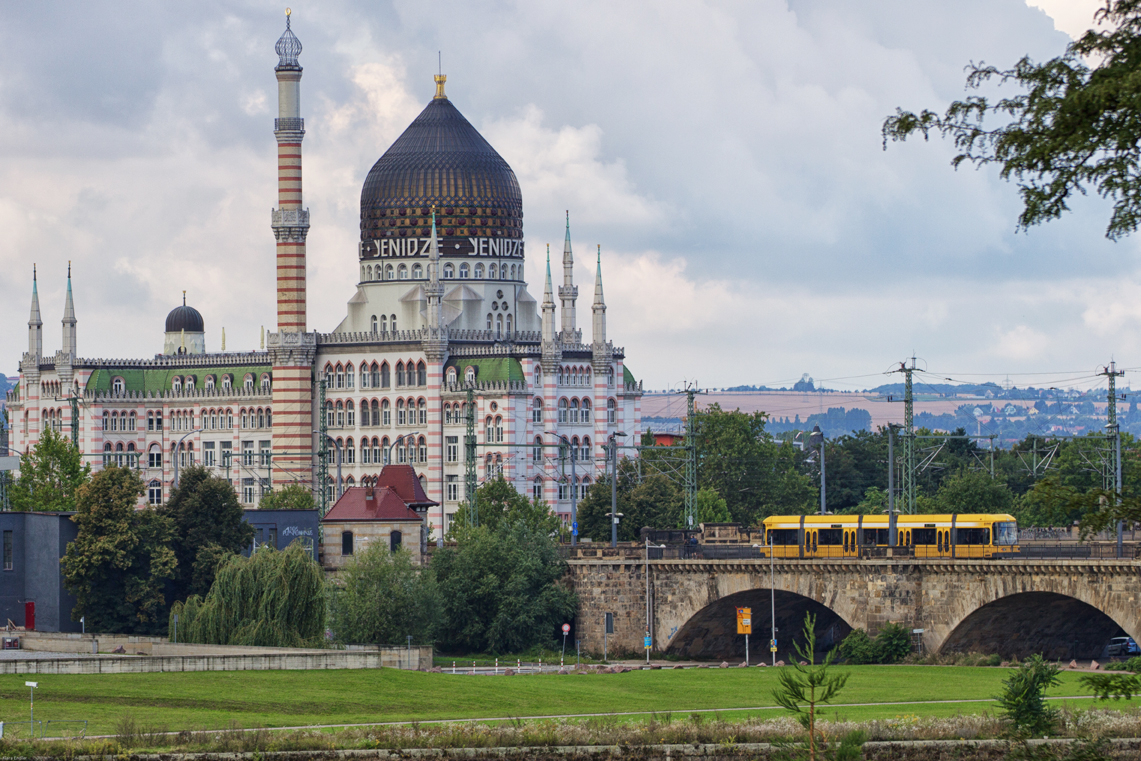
[443,402,469,424]
[484,416,504,443]
[44,407,65,432]
[534,365,616,388]
[556,398,593,424]
[102,441,138,468]
[361,261,522,282]
[485,312,513,336]
[370,314,398,333]
[532,436,593,462]
[164,373,267,394]
[529,474,592,501]
[101,410,137,431]
[326,397,427,428]
[325,360,426,389]
[343,435,427,466]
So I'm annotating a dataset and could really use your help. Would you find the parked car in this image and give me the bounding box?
[1106,636,1140,657]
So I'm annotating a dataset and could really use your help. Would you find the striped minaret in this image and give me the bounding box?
[268,10,316,490]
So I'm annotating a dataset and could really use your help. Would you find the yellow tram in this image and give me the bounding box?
[759,513,1019,559]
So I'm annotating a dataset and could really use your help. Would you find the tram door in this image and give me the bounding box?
[804,529,819,557]
[936,529,951,557]
[842,529,858,558]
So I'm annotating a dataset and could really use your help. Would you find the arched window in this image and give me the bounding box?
[418,436,427,463]
[412,264,423,279]
[205,375,215,391]
[102,442,112,466]
[558,398,569,423]
[418,398,427,425]
[582,398,592,422]
[607,398,616,423]
[346,400,355,426]
[446,366,457,387]
[533,476,543,501]
[475,263,484,279]
[369,399,378,426]
[385,264,394,280]
[112,377,125,395]
[382,399,391,426]
[336,365,345,389]
[444,263,454,278]
[222,375,232,391]
[511,264,517,280]
[380,362,390,388]
[444,404,453,425]
[459,263,469,278]
[396,399,406,426]
[398,264,408,280]
[581,437,591,462]
[244,374,255,391]
[396,362,405,387]
[494,415,503,443]
[391,314,397,332]
[372,362,381,387]
[571,398,580,422]
[487,313,493,330]
[607,367,615,386]
[102,411,109,430]
[345,438,356,464]
[325,401,334,428]
[361,440,371,464]
[485,416,493,442]
[533,436,543,462]
[380,436,389,465]
[380,315,388,333]
[185,376,195,391]
[532,397,543,423]
[489,263,497,279]
[366,265,372,281]
[417,361,426,386]
[506,314,512,333]
[172,377,182,393]
[496,314,503,337]
[465,366,475,385]
[258,409,265,429]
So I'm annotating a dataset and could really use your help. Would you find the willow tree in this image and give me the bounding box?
[171,542,325,647]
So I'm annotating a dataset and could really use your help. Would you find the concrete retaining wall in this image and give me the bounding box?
[6,632,431,673]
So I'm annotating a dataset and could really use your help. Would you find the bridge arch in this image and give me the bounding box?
[665,588,853,661]
[940,591,1133,660]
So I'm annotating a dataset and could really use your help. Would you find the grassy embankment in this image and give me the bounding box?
[0,665,1129,736]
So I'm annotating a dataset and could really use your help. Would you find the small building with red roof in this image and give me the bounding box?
[321,465,437,569]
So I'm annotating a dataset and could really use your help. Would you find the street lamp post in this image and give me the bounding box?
[809,424,826,515]
[543,431,577,546]
[644,537,665,663]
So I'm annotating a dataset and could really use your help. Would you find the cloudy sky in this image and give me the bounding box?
[1,0,1129,391]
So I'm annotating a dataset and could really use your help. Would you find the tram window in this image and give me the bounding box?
[817,529,843,545]
[958,528,990,545]
[912,528,937,545]
[768,529,800,545]
[863,528,889,545]
[995,522,1018,545]
[812,533,818,552]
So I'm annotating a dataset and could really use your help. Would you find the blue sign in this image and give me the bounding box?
[644,636,652,649]
[572,521,578,530]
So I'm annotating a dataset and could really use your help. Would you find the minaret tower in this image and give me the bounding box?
[267,10,317,491]
[271,9,309,332]
[27,265,42,358]
[61,262,77,359]
[558,212,579,342]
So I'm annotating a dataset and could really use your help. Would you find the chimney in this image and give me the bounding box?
[366,485,375,501]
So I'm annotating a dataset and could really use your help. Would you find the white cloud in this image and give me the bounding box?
[1025,0,1104,39]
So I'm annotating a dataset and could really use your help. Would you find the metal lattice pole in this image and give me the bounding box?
[69,394,79,448]
[684,386,697,527]
[317,379,329,516]
[465,385,478,526]
[1100,361,1125,556]
[901,358,916,514]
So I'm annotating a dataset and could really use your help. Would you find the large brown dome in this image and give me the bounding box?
[359,82,523,246]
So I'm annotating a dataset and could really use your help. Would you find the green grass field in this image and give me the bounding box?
[0,665,1128,737]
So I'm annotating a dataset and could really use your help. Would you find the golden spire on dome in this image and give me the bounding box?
[434,74,447,100]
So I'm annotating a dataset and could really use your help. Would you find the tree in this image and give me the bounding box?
[257,483,316,511]
[159,465,255,603]
[170,542,326,647]
[61,466,176,634]
[693,487,731,524]
[452,476,560,536]
[576,459,685,541]
[432,520,576,654]
[772,612,852,761]
[328,544,441,645]
[9,426,90,512]
[997,655,1062,736]
[931,469,1015,515]
[883,1,1141,240]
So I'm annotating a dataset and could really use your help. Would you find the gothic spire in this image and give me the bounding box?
[28,265,42,357]
[559,211,578,337]
[62,260,77,357]
[542,246,557,348]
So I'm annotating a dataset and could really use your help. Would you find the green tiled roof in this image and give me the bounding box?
[86,365,271,394]
[623,366,636,385]
[443,357,524,383]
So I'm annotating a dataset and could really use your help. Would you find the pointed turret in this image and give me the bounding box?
[61,261,77,358]
[559,211,579,338]
[542,247,556,346]
[28,265,42,358]
[422,206,448,360]
[592,245,606,347]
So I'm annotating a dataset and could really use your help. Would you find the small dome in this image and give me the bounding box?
[165,303,204,333]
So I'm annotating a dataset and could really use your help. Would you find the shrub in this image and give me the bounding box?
[873,623,911,664]
[838,629,876,665]
[997,654,1061,736]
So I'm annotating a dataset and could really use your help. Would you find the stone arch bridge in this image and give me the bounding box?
[567,553,1141,661]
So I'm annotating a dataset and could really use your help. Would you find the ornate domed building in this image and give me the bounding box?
[6,14,642,533]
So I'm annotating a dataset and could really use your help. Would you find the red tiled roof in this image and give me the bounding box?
[373,465,439,507]
[323,486,424,523]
